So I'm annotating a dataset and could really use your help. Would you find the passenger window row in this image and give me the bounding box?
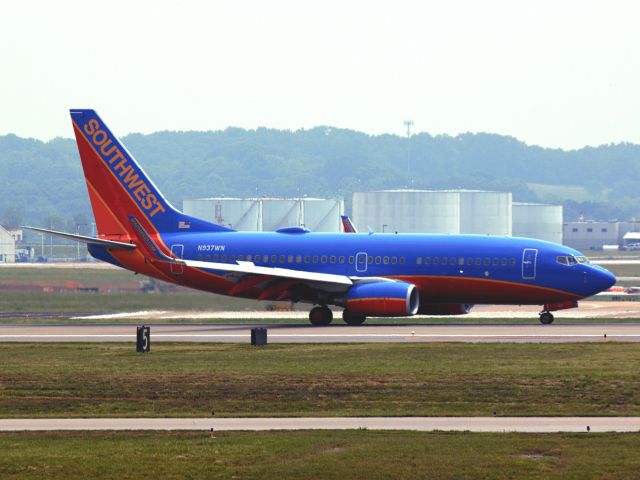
[194,254,406,266]
[416,256,516,267]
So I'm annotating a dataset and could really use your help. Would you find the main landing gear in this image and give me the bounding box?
[309,305,333,325]
[539,311,554,325]
[308,306,367,326]
[342,309,366,326]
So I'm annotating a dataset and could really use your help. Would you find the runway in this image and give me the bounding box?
[1,323,640,342]
[1,417,639,432]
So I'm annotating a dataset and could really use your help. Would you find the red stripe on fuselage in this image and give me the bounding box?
[392,275,580,304]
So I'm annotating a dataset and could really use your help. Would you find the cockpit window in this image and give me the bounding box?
[557,255,587,266]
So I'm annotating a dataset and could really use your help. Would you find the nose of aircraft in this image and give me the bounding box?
[590,266,617,295]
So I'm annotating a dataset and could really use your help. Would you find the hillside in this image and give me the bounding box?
[1,128,639,233]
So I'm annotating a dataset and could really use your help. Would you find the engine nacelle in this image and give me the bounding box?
[346,281,419,317]
[417,303,474,316]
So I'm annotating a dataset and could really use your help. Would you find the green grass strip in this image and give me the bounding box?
[1,343,639,418]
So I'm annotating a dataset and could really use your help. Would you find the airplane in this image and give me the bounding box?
[25,109,617,325]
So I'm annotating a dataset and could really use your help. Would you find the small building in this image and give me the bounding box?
[563,221,626,251]
[0,225,17,263]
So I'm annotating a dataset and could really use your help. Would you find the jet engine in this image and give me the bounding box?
[345,281,419,317]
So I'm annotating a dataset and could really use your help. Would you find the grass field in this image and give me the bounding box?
[1,343,640,418]
[2,430,640,479]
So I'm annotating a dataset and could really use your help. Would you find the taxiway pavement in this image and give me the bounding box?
[1,417,638,432]
[1,323,640,343]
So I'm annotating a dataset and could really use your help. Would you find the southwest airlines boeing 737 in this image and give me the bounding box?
[26,110,616,325]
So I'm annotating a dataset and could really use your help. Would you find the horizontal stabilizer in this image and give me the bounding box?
[22,226,136,250]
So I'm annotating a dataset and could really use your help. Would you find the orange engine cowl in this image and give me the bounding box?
[346,281,419,317]
[417,304,474,316]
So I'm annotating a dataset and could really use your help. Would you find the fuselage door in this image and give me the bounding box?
[355,251,368,273]
[522,248,538,280]
[171,244,184,274]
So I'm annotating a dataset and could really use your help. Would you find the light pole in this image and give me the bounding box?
[404,120,414,182]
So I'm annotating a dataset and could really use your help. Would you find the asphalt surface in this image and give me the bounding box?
[1,323,640,342]
[1,417,638,432]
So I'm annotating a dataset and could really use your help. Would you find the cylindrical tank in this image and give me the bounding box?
[459,191,512,236]
[183,198,261,231]
[352,190,460,234]
[301,198,344,232]
[512,203,563,244]
[183,197,344,232]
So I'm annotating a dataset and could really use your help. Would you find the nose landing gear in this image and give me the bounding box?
[539,311,554,324]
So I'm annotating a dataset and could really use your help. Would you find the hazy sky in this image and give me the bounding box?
[1,1,639,149]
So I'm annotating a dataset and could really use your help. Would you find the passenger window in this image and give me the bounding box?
[339,256,345,264]
[368,256,373,264]
[501,258,507,266]
[271,255,277,263]
[279,255,285,263]
[313,256,319,263]
[349,256,355,264]
[392,256,398,264]
[467,258,473,265]
[296,255,302,263]
[263,255,269,263]
[321,255,328,264]
[221,255,227,262]
[229,255,235,262]
[433,257,440,265]
[483,258,489,266]
[399,257,405,264]
[449,257,456,265]
[246,254,252,261]
[304,256,310,263]
[416,257,423,265]
[475,258,481,266]
[237,255,244,261]
[357,256,365,264]
[197,255,203,261]
[212,254,218,262]
[330,256,336,263]
[205,255,211,261]
[288,255,294,263]
[375,256,381,264]
[492,258,498,266]
[509,258,516,266]
[424,257,430,265]
[441,257,448,265]
[458,257,464,266]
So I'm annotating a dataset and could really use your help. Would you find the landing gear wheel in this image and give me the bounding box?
[342,309,366,326]
[539,311,554,325]
[309,306,333,326]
